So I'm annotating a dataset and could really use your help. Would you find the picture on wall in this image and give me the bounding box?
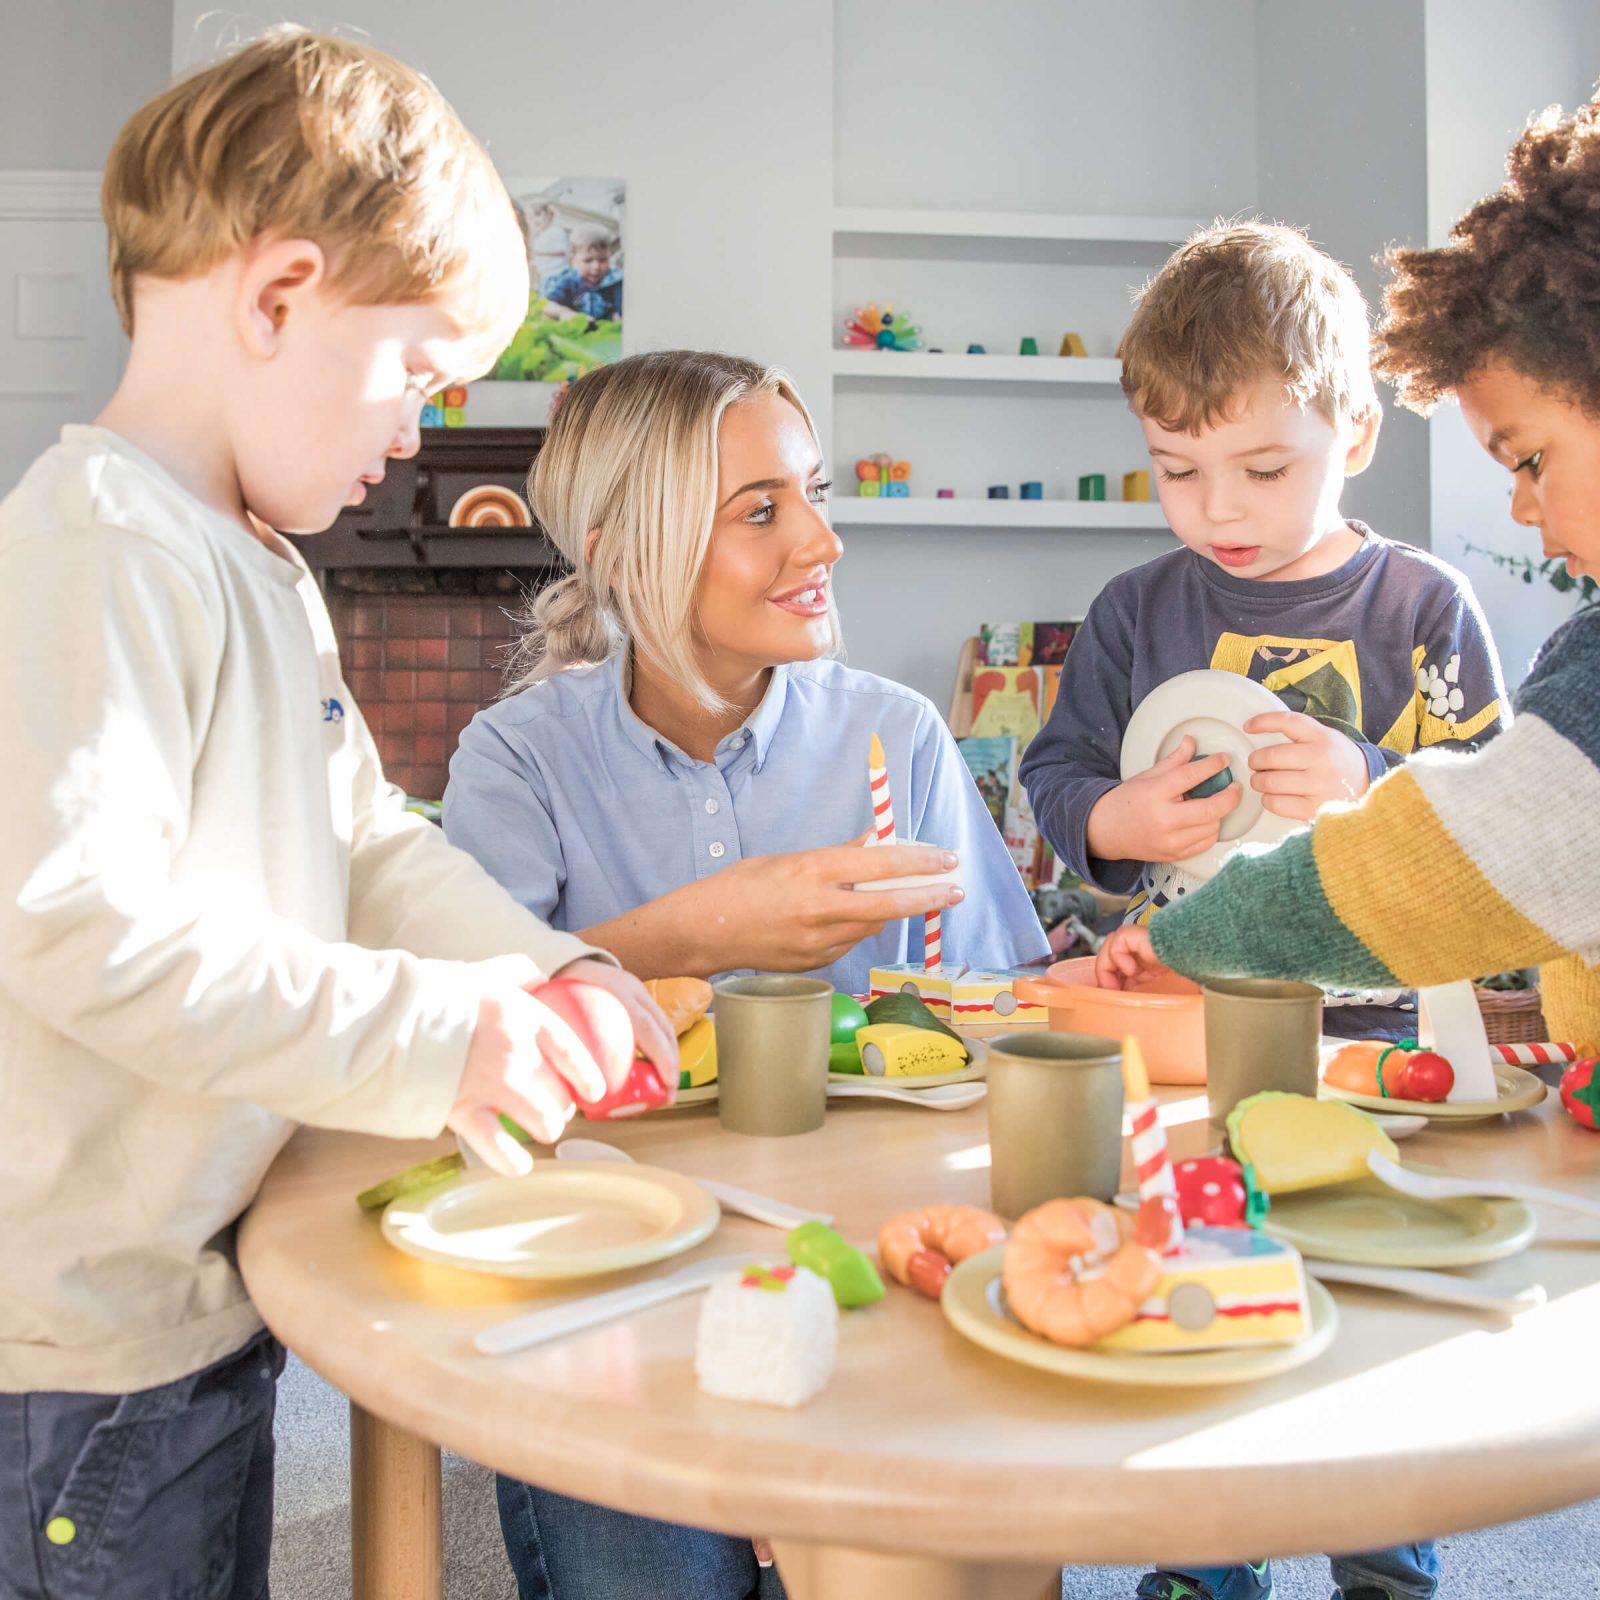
[490,176,625,382]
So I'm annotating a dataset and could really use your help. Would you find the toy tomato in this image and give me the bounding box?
[1173,1156,1250,1227]
[1559,1058,1600,1131]
[1395,1049,1454,1103]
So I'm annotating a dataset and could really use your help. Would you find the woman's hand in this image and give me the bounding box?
[1244,711,1369,820]
[581,838,965,979]
[1085,737,1242,865]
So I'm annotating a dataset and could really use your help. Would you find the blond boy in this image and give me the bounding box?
[0,29,671,1595]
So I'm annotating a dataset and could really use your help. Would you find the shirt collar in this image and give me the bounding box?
[607,651,790,776]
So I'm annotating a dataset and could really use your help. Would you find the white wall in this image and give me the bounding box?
[831,0,1260,705]
[1423,0,1600,684]
[1254,0,1430,549]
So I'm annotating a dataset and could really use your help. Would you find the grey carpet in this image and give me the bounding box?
[270,1354,1600,1598]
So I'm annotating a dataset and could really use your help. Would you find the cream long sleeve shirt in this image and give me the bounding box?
[0,428,602,1392]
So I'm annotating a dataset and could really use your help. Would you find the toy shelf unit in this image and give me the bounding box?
[832,209,1199,530]
[831,497,1167,531]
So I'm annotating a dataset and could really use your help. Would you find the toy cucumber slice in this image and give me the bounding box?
[862,991,965,1047]
[356,1152,464,1212]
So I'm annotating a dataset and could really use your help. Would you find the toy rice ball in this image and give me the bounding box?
[694,1264,838,1407]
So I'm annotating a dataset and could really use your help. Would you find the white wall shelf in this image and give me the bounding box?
[832,351,1123,386]
[831,497,1165,531]
[833,207,1203,246]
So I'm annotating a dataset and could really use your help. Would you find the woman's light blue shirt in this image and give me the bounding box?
[441,653,1048,995]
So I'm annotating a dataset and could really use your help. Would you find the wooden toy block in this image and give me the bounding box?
[987,485,1010,499]
[888,460,912,482]
[1019,337,1039,356]
[1122,470,1151,502]
[858,479,881,497]
[419,405,445,428]
[885,481,910,498]
[1078,474,1106,501]
[443,407,466,427]
[967,343,986,354]
[1020,482,1043,500]
[855,459,878,482]
[1097,1225,1312,1353]
[442,385,468,408]
[1059,333,1088,357]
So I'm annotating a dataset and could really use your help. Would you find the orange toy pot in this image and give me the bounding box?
[1011,957,1206,1085]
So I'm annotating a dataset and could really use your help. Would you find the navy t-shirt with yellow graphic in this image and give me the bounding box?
[1019,524,1508,1032]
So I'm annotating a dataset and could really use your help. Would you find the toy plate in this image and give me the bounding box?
[942,1246,1337,1387]
[381,1161,718,1279]
[660,1039,989,1109]
[1261,1162,1536,1268]
[1320,1064,1546,1122]
[1119,669,1298,881]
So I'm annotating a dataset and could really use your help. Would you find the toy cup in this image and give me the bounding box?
[1202,979,1323,1128]
[713,977,832,1136]
[986,1032,1124,1216]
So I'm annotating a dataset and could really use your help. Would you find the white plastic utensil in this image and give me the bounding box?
[555,1139,832,1229]
[825,1080,986,1110]
[1363,1114,1427,1141]
[474,1254,773,1355]
[1367,1150,1600,1221]
[1304,1258,1547,1317]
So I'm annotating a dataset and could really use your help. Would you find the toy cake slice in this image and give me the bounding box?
[1226,1091,1397,1194]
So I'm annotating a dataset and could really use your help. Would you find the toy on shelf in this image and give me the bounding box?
[1059,333,1088,357]
[1020,481,1043,500]
[880,1204,1007,1300]
[1559,1058,1599,1130]
[423,384,468,428]
[695,1263,838,1407]
[448,484,534,528]
[967,342,986,354]
[1019,337,1039,356]
[1123,469,1151,502]
[787,1221,885,1306]
[1078,473,1106,501]
[856,453,911,499]
[1226,1091,1397,1194]
[987,485,1010,499]
[937,487,955,498]
[842,303,922,352]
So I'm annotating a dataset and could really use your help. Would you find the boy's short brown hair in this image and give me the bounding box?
[102,26,522,335]
[1120,221,1378,433]
[1376,97,1600,416]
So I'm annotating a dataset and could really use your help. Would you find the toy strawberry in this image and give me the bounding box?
[1559,1058,1600,1131]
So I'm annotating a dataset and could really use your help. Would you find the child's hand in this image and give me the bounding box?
[1095,925,1168,990]
[554,956,680,1091]
[1085,737,1242,865]
[1243,711,1370,820]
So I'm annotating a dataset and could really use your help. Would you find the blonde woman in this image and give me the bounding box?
[443,350,1044,1599]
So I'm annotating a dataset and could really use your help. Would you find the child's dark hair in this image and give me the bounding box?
[1376,94,1600,416]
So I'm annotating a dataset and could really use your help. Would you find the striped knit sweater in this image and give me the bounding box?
[1149,607,1600,1043]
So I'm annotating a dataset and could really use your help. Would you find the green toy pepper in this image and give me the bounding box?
[786,1221,885,1306]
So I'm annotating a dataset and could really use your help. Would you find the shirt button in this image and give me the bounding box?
[708,841,726,859]
[735,732,748,746]
[704,797,720,815]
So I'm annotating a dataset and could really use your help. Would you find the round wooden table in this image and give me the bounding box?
[238,1067,1600,1600]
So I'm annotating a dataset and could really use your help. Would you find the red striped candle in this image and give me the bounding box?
[1491,1040,1589,1067]
[924,910,942,971]
[867,732,895,845]
[1122,1037,1183,1254]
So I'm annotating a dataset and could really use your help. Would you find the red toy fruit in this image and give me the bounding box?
[1395,1049,1454,1103]
[1173,1155,1250,1228]
[531,978,669,1120]
[1559,1058,1600,1131]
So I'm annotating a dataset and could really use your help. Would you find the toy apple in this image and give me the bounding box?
[1173,1155,1250,1228]
[532,977,671,1121]
[1559,1058,1600,1131]
[1395,1049,1454,1103]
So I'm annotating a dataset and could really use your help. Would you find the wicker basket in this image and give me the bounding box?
[1474,985,1549,1045]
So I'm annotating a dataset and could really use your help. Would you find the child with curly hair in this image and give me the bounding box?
[1099,91,1600,1073]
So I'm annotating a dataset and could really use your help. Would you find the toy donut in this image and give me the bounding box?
[878,1203,1008,1299]
[1001,1197,1162,1348]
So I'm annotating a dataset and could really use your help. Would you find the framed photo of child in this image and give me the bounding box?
[489,177,625,383]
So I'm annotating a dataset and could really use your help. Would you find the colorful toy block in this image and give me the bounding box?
[419,404,444,428]
[937,488,955,498]
[1059,333,1088,357]
[843,303,923,352]
[1019,337,1039,356]
[1020,481,1043,500]
[443,407,466,427]
[1123,469,1152,502]
[858,479,881,497]
[1078,473,1106,501]
[441,385,468,408]
[967,343,986,354]
[885,480,910,498]
[987,485,1010,499]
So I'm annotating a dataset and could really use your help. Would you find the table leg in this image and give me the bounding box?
[770,1539,1059,1600]
[349,1401,442,1600]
